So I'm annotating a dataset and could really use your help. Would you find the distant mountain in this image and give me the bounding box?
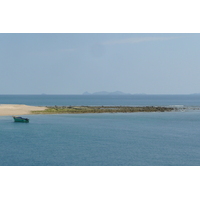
[82,91,131,95]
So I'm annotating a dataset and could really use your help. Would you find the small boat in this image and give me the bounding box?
[13,116,29,123]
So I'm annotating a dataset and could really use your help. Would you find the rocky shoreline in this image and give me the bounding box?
[32,106,176,114]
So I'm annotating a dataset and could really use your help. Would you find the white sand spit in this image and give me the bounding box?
[0,104,47,116]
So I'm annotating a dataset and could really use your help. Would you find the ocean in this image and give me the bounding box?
[1,94,200,166]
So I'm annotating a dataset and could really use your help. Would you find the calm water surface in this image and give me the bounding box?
[1,95,200,166]
[1,94,200,106]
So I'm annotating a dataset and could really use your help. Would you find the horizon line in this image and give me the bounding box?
[0,93,200,95]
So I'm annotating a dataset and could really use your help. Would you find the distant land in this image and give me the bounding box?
[82,91,146,95]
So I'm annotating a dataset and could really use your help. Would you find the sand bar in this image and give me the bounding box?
[0,104,47,116]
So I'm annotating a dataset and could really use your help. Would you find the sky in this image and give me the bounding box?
[1,33,200,95]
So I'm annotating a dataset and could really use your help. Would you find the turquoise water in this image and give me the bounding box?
[1,95,200,166]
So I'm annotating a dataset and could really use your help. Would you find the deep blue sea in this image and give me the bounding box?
[1,94,200,166]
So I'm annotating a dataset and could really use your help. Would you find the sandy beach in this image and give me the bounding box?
[0,104,47,116]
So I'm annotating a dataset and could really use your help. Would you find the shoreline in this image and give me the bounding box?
[32,105,175,114]
[0,104,176,116]
[0,104,183,116]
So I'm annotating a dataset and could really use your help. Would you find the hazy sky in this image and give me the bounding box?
[1,33,200,94]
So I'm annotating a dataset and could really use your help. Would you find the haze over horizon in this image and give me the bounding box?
[1,33,200,95]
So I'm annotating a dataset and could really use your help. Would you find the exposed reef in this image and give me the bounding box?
[32,106,175,114]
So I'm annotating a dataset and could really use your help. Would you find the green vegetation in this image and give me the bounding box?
[32,106,175,114]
